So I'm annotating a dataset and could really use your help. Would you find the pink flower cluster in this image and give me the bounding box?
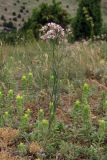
[40,22,65,40]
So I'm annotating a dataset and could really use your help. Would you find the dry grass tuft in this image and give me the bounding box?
[29,142,42,154]
[0,151,16,160]
[0,128,19,144]
[0,127,19,151]
[0,151,27,160]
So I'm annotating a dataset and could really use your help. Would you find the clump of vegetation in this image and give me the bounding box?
[1,1,107,159]
[3,21,16,29]
[21,6,26,10]
[22,0,71,39]
[17,0,20,4]
[13,3,16,6]
[0,73,107,159]
[0,26,107,159]
[20,9,23,13]
[4,8,7,11]
[26,10,29,13]
[17,14,21,19]
[1,15,6,21]
[13,17,17,22]
[12,12,16,16]
[72,0,102,40]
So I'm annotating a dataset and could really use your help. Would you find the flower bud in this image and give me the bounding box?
[22,75,27,81]
[0,91,3,98]
[22,75,27,88]
[8,89,14,97]
[4,111,9,116]
[50,75,54,80]
[16,95,23,105]
[42,119,49,126]
[24,113,29,119]
[83,83,89,92]
[75,100,81,108]
[99,120,106,131]
[49,101,54,109]
[28,72,33,79]
[39,109,44,113]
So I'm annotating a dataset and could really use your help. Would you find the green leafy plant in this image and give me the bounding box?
[72,0,102,40]
[98,119,106,143]
[17,142,27,156]
[40,22,65,129]
[19,113,30,130]
[16,95,24,116]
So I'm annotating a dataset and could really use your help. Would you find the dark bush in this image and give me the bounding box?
[4,8,7,11]
[26,10,29,13]
[18,14,21,18]
[12,12,16,16]
[21,6,26,10]
[23,2,27,5]
[22,0,71,39]
[22,18,25,22]
[0,31,18,44]
[13,3,16,6]
[72,0,102,40]
[17,0,20,3]
[3,21,16,29]
[66,5,69,9]
[1,15,5,21]
[13,17,17,21]
[20,9,23,13]
[0,30,34,45]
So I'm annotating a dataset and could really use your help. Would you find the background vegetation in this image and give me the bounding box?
[0,0,107,43]
[0,0,107,160]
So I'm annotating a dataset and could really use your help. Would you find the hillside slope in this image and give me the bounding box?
[0,0,106,29]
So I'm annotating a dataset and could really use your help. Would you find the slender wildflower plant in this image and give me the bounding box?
[40,22,65,129]
[98,119,106,144]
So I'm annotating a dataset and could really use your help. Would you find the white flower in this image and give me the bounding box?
[40,22,65,40]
